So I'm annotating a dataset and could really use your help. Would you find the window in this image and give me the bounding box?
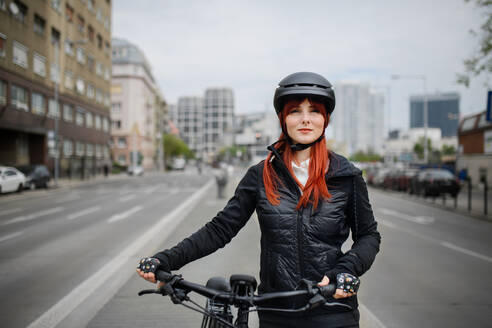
[88,25,95,42]
[87,0,94,12]
[111,102,121,114]
[461,117,476,131]
[96,8,102,21]
[104,67,110,80]
[75,77,85,94]
[34,14,46,35]
[76,141,84,156]
[97,34,102,49]
[112,120,121,129]
[104,41,110,56]
[32,93,45,115]
[77,15,85,34]
[86,83,94,99]
[48,99,60,118]
[65,3,74,22]
[104,17,110,30]
[0,33,5,57]
[104,146,109,159]
[13,41,28,68]
[86,111,93,128]
[75,108,85,126]
[95,88,102,103]
[63,104,73,122]
[118,137,126,148]
[86,143,94,156]
[12,1,27,23]
[50,62,59,83]
[0,0,6,11]
[96,61,103,76]
[64,70,73,89]
[103,117,109,132]
[95,144,102,158]
[63,140,73,157]
[95,115,101,130]
[0,80,6,105]
[103,93,110,107]
[33,52,46,77]
[51,0,61,12]
[11,85,28,111]
[51,27,60,46]
[76,47,85,64]
[87,54,94,72]
[65,39,74,56]
[118,155,126,164]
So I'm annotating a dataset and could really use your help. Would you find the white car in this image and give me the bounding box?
[0,166,26,194]
[127,165,144,176]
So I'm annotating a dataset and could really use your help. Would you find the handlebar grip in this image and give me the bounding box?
[155,270,173,282]
[318,284,336,298]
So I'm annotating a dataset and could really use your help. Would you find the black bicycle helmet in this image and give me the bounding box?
[273,72,335,114]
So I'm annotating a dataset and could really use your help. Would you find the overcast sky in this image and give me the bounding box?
[112,0,490,134]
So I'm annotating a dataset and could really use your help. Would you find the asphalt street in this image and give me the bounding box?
[1,168,491,327]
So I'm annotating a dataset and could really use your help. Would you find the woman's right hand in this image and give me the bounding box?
[136,257,161,284]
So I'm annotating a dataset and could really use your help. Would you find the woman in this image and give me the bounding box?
[137,72,381,327]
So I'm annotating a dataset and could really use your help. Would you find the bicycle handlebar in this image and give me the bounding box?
[151,270,337,305]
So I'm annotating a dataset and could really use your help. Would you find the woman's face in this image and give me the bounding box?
[284,98,325,145]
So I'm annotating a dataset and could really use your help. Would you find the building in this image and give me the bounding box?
[110,38,165,170]
[332,82,385,155]
[176,96,203,156]
[203,88,235,159]
[410,92,460,137]
[0,0,112,179]
[456,110,492,186]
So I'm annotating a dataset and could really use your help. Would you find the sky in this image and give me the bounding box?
[112,0,490,136]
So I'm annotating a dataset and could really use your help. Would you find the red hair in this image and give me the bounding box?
[263,97,331,210]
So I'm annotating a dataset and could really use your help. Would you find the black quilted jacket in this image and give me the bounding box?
[153,149,381,314]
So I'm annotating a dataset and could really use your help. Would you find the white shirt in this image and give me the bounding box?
[292,158,310,188]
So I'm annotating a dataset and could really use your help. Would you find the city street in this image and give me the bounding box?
[0,169,491,327]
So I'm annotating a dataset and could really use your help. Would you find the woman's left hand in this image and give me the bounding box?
[318,275,356,299]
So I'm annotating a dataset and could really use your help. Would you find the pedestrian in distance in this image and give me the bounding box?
[137,72,381,328]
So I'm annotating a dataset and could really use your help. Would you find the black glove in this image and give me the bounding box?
[336,273,360,293]
[137,257,161,274]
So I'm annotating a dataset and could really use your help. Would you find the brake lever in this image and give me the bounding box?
[138,289,160,296]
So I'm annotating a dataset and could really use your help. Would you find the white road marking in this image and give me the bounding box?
[380,220,492,264]
[54,194,80,204]
[0,231,24,243]
[0,208,22,216]
[441,242,492,264]
[2,207,65,225]
[379,208,434,224]
[143,186,159,194]
[118,194,136,202]
[67,206,101,220]
[25,179,214,328]
[107,205,143,223]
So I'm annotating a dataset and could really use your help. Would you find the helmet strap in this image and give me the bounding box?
[288,134,324,151]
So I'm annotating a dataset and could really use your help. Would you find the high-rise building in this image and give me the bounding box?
[110,38,166,169]
[176,96,203,156]
[0,0,112,179]
[332,82,385,155]
[203,88,235,158]
[410,93,460,137]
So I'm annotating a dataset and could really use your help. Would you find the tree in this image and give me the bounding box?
[457,0,492,87]
[349,150,382,162]
[413,137,433,160]
[162,134,194,161]
[442,144,456,156]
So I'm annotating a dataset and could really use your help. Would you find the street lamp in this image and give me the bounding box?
[391,74,428,164]
[53,39,87,186]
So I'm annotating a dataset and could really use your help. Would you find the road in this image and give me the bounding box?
[1,168,491,327]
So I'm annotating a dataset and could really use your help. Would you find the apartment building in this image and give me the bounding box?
[110,38,166,170]
[0,0,112,179]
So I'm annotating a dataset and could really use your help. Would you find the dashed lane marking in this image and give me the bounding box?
[67,206,102,220]
[379,208,434,224]
[2,207,65,225]
[107,205,143,223]
[118,194,136,202]
[0,231,24,243]
[441,242,492,264]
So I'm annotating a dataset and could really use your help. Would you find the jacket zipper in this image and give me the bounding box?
[296,210,305,278]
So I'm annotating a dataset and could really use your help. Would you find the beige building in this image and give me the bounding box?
[0,0,112,179]
[110,38,166,170]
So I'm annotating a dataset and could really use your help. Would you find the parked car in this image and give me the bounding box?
[372,168,391,188]
[172,157,186,170]
[0,166,26,194]
[398,168,419,192]
[414,169,460,197]
[17,164,51,190]
[382,169,402,190]
[127,165,144,176]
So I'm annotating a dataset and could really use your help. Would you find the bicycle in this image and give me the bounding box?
[138,270,355,328]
